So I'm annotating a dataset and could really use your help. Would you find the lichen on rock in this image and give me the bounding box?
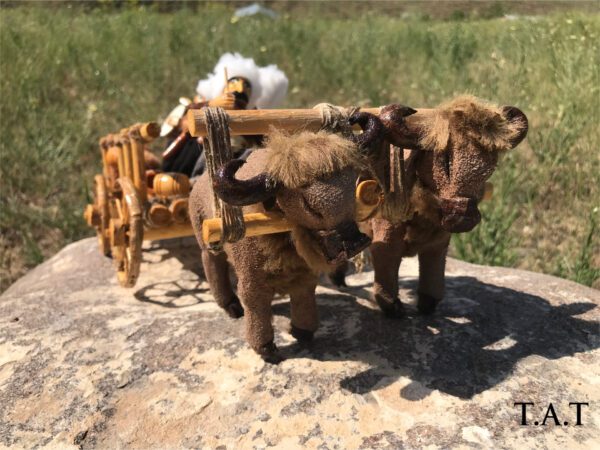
[0,238,598,449]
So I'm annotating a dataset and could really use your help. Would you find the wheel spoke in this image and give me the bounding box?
[110,178,143,288]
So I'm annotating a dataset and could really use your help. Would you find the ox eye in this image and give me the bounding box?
[300,194,324,220]
[444,152,452,177]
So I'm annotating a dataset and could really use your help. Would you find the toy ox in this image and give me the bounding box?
[184,97,528,362]
[341,95,529,317]
[189,130,373,363]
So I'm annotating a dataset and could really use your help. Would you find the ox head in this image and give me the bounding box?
[420,99,527,233]
[363,96,528,233]
[213,130,371,267]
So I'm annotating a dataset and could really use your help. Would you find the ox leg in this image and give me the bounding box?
[417,243,449,315]
[328,262,348,287]
[238,279,282,364]
[201,250,243,318]
[289,281,319,345]
[370,219,406,318]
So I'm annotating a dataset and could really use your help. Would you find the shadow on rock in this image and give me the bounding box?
[143,238,204,278]
[277,276,599,399]
[132,242,598,399]
[133,238,211,308]
[134,280,210,308]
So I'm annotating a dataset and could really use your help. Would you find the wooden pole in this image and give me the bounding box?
[116,142,126,181]
[141,179,383,245]
[129,137,147,203]
[202,212,291,244]
[187,107,383,137]
[144,223,194,241]
[122,139,134,182]
[139,122,160,142]
[121,122,158,203]
[201,180,382,244]
[99,136,109,179]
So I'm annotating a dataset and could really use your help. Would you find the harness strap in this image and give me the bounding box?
[203,107,246,251]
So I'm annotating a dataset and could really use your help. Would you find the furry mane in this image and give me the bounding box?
[417,95,527,152]
[265,129,365,188]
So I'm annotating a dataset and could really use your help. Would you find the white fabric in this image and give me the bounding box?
[196,53,288,109]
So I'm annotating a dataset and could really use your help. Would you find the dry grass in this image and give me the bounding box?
[1,3,598,290]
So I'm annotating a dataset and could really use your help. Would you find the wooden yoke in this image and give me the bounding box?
[186,106,444,138]
[189,106,495,244]
[188,107,381,137]
[187,107,395,244]
[202,180,382,244]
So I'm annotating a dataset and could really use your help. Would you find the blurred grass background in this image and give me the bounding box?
[1,1,598,291]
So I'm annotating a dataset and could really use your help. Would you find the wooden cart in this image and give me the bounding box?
[84,122,196,287]
[83,108,397,288]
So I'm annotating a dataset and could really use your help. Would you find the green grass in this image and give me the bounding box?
[1,4,599,290]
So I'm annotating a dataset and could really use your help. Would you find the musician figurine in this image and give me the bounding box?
[160,52,289,179]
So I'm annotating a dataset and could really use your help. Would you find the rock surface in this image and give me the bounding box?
[1,237,599,449]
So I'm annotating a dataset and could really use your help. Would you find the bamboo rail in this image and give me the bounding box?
[201,180,382,244]
[202,212,290,244]
[187,107,381,137]
[144,223,194,241]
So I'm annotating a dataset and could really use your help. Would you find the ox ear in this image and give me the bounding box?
[502,106,529,148]
[213,159,280,206]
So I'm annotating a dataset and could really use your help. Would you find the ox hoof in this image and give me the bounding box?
[417,292,441,315]
[257,341,285,364]
[290,324,314,345]
[328,263,348,287]
[328,271,347,287]
[224,296,244,319]
[375,294,406,319]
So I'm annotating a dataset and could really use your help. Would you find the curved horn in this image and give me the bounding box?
[502,106,529,148]
[378,104,420,149]
[213,159,279,206]
[380,103,417,121]
[348,111,385,152]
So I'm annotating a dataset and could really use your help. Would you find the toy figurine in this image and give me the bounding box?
[340,95,529,317]
[188,129,372,363]
[161,53,288,178]
[185,97,527,322]
[86,95,527,317]
[184,100,528,324]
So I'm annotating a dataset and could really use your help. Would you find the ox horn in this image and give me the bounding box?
[348,111,385,153]
[502,106,529,148]
[213,159,280,206]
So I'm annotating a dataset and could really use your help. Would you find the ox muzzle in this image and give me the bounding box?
[311,221,371,266]
[440,197,481,233]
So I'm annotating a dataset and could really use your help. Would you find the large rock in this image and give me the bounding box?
[1,237,598,449]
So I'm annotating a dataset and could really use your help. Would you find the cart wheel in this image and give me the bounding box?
[109,178,143,287]
[84,174,111,256]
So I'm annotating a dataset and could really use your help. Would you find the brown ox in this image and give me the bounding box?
[338,96,529,317]
[189,130,371,362]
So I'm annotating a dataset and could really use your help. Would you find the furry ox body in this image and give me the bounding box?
[343,96,529,317]
[189,131,369,362]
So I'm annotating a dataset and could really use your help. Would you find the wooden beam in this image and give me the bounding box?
[187,107,384,137]
[201,180,382,244]
[202,212,292,244]
[144,223,194,241]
